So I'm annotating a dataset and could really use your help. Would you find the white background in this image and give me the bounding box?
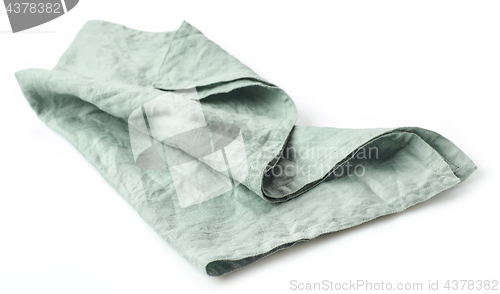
[0,1,498,293]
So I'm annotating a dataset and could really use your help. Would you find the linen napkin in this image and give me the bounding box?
[15,20,476,276]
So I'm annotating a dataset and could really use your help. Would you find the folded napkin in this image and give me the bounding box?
[15,20,476,276]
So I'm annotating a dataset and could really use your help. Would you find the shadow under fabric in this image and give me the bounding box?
[15,20,477,276]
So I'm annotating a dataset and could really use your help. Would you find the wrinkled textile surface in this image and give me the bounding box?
[15,20,476,276]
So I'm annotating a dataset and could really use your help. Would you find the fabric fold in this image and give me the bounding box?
[15,20,476,276]
[153,21,273,91]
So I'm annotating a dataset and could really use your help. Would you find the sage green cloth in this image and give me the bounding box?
[15,20,476,276]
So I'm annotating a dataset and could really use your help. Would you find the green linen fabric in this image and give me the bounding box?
[15,20,476,276]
